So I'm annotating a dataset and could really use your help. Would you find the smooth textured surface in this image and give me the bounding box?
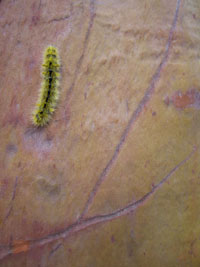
[0,0,200,266]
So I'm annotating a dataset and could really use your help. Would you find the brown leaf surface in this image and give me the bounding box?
[0,0,200,266]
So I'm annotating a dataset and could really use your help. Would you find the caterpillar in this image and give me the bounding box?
[32,45,60,127]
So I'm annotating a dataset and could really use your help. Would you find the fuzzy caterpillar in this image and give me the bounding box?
[32,45,60,127]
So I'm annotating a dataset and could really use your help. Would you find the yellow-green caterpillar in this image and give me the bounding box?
[32,45,60,127]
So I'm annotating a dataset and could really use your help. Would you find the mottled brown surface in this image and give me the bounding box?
[0,0,200,266]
